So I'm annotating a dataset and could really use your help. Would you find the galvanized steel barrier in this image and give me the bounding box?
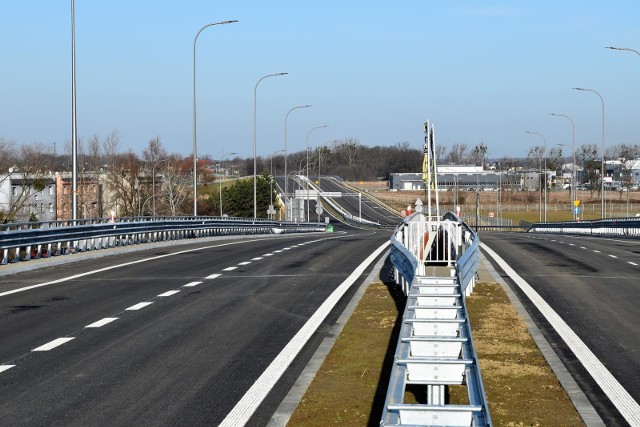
[529,217,640,237]
[0,216,325,265]
[382,212,491,426]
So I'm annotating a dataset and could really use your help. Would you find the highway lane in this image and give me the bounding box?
[316,177,401,226]
[481,231,640,425]
[0,230,390,426]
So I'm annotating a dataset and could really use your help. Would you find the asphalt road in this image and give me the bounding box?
[315,177,401,226]
[0,230,390,426]
[481,231,640,426]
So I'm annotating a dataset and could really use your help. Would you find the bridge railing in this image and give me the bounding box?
[529,217,640,237]
[383,212,491,426]
[0,216,325,265]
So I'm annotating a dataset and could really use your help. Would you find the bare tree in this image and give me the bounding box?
[445,143,468,164]
[576,144,600,199]
[469,143,488,166]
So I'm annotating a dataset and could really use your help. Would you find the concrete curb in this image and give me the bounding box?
[478,252,605,426]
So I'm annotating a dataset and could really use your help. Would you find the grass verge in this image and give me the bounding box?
[287,280,584,426]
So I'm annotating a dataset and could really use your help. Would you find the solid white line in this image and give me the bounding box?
[205,274,221,280]
[158,290,180,297]
[481,243,640,424]
[223,266,238,271]
[609,255,618,259]
[218,241,390,427]
[183,281,203,287]
[125,302,153,311]
[32,337,75,352]
[0,365,16,373]
[85,317,118,328]
[238,262,251,266]
[629,262,638,266]
[251,257,264,261]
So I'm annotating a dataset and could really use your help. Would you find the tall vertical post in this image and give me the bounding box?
[284,105,311,220]
[71,0,78,221]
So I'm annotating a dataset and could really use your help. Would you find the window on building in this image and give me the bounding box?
[49,185,54,195]
[40,203,44,213]
[12,186,19,196]
[49,203,54,213]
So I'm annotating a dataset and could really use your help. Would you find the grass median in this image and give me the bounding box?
[287,279,584,426]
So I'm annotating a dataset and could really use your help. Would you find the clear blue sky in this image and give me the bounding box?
[1,1,639,160]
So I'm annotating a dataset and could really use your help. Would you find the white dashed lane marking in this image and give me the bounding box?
[609,255,618,259]
[32,337,75,352]
[158,290,180,297]
[85,318,118,328]
[594,250,601,253]
[0,365,16,373]
[205,274,221,280]
[183,281,203,287]
[251,257,263,261]
[238,262,251,266]
[223,266,238,271]
[273,250,283,253]
[629,262,639,266]
[125,302,153,311]
[263,254,274,257]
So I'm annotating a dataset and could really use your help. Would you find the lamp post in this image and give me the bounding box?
[152,159,171,218]
[305,125,328,221]
[525,131,547,222]
[574,87,605,218]
[71,0,78,221]
[284,105,311,221]
[550,113,577,220]
[253,72,288,219]
[218,152,238,216]
[606,46,640,56]
[192,20,237,217]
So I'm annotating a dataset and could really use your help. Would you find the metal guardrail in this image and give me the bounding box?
[0,216,325,265]
[382,212,491,426]
[529,217,640,237]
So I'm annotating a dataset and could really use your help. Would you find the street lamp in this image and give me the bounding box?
[253,72,288,219]
[219,152,238,216]
[284,105,311,220]
[525,131,547,222]
[305,125,328,221]
[550,113,577,220]
[192,20,238,217]
[574,87,605,218]
[606,46,640,56]
[71,0,78,222]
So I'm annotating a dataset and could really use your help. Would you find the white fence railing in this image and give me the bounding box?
[382,212,491,426]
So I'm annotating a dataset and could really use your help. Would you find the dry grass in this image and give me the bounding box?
[287,280,585,427]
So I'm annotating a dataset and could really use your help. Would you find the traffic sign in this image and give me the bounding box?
[575,207,581,214]
[574,200,581,207]
[315,202,324,215]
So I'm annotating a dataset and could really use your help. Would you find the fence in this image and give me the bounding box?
[0,216,326,265]
[382,212,491,426]
[529,217,640,237]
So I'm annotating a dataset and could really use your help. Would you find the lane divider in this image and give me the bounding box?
[32,337,75,352]
[85,318,118,328]
[125,302,153,311]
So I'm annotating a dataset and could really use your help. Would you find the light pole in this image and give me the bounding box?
[253,72,288,219]
[606,46,640,56]
[574,87,605,218]
[152,159,170,218]
[219,152,238,216]
[192,20,237,217]
[305,125,328,221]
[550,113,577,220]
[71,0,78,221]
[284,105,311,220]
[526,131,547,222]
